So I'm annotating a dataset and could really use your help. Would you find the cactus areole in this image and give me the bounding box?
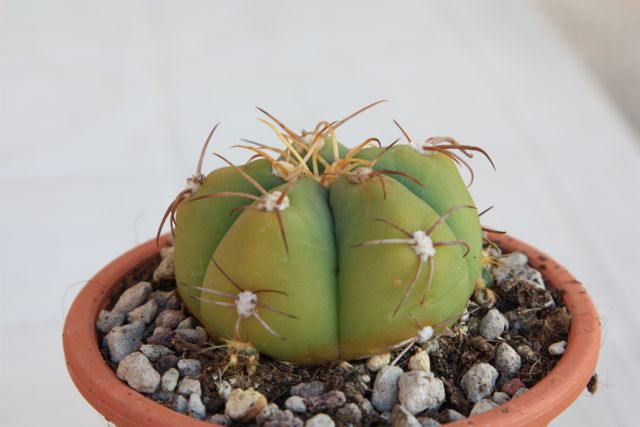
[160,102,494,365]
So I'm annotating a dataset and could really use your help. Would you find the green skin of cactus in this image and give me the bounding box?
[174,145,481,364]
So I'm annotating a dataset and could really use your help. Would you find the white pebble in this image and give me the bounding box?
[305,413,335,427]
[391,405,421,427]
[216,380,232,400]
[177,378,202,396]
[398,371,445,414]
[225,389,268,422]
[548,340,567,356]
[140,344,173,362]
[367,353,391,372]
[96,310,125,333]
[174,395,188,413]
[494,342,521,374]
[177,359,203,377]
[480,309,509,340]
[444,408,466,421]
[470,399,498,416]
[460,363,498,403]
[105,322,145,362]
[408,351,430,371]
[188,393,206,420]
[161,368,179,392]
[116,352,160,393]
[513,387,529,398]
[285,395,307,413]
[371,366,403,412]
[492,391,510,404]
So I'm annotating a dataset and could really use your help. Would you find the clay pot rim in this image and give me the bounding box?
[63,233,600,427]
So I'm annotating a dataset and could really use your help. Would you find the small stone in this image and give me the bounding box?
[417,416,441,427]
[422,339,439,354]
[360,398,375,415]
[408,351,430,371]
[336,403,361,425]
[156,354,179,373]
[398,371,445,414]
[501,378,526,396]
[112,281,153,314]
[217,380,233,400]
[257,403,280,426]
[264,410,303,427]
[493,342,521,374]
[151,390,174,402]
[391,405,421,427]
[479,309,509,340]
[161,368,179,392]
[177,359,203,377]
[188,393,207,420]
[177,378,202,396]
[291,381,325,399]
[155,309,185,329]
[96,310,125,333]
[116,352,161,393]
[513,387,529,398]
[305,413,334,427]
[444,408,465,421]
[372,365,403,412]
[127,298,159,324]
[470,399,498,416]
[177,317,195,330]
[174,394,188,413]
[460,363,499,403]
[548,340,567,356]
[492,252,528,283]
[175,327,208,344]
[515,344,538,362]
[360,374,371,384]
[285,396,307,413]
[153,252,175,281]
[225,388,268,422]
[492,391,510,404]
[307,390,346,413]
[105,321,145,362]
[140,344,174,361]
[367,353,391,372]
[147,328,173,347]
[209,414,232,426]
[164,293,181,310]
[151,290,174,306]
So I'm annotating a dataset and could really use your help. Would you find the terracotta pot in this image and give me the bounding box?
[63,233,600,426]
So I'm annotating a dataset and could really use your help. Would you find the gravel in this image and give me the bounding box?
[177,359,203,377]
[460,363,499,403]
[161,368,179,392]
[366,353,391,372]
[371,365,403,412]
[469,399,498,416]
[398,371,445,414]
[307,390,346,413]
[174,394,188,413]
[96,310,125,333]
[408,350,430,371]
[127,298,159,324]
[491,391,510,404]
[304,413,335,427]
[291,381,325,399]
[104,321,145,362]
[548,340,567,356]
[112,281,152,314]
[493,342,522,374]
[188,393,207,420]
[177,378,202,396]
[479,309,509,340]
[155,309,184,329]
[116,352,160,393]
[391,405,421,427]
[225,389,268,422]
[285,396,307,413]
[140,344,173,361]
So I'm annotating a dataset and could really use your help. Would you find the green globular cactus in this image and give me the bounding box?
[160,102,493,365]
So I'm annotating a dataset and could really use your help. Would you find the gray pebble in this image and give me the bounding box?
[161,368,179,392]
[480,309,509,340]
[307,390,346,413]
[127,298,159,324]
[156,354,179,373]
[177,317,195,330]
[398,371,445,414]
[336,403,361,425]
[492,252,545,289]
[177,378,202,396]
[492,391,510,404]
[516,344,538,362]
[153,252,175,281]
[209,414,232,426]
[151,290,174,306]
[175,326,207,344]
[494,342,521,374]
[177,359,203,377]
[291,381,325,399]
[216,380,233,400]
[188,393,207,420]
[417,416,441,427]
[105,321,145,362]
[372,365,403,412]
[305,413,334,427]
[548,340,567,356]
[285,396,307,413]
[422,339,439,354]
[155,309,185,329]
[112,281,152,315]
[367,353,391,372]
[116,352,160,393]
[257,403,280,426]
[460,363,499,403]
[263,410,303,427]
[140,344,173,362]
[408,351,430,371]
[513,387,529,398]
[150,390,174,402]
[96,310,125,333]
[444,408,466,421]
[470,399,498,416]
[391,405,421,427]
[174,394,188,413]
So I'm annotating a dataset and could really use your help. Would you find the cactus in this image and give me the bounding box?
[160,102,493,365]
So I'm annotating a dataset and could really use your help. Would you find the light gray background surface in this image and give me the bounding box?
[1,1,639,425]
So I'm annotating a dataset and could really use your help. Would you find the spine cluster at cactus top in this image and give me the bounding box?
[160,101,494,365]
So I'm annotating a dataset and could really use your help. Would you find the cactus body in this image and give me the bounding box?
[169,114,488,365]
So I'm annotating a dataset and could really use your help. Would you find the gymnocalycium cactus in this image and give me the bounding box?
[159,101,494,365]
